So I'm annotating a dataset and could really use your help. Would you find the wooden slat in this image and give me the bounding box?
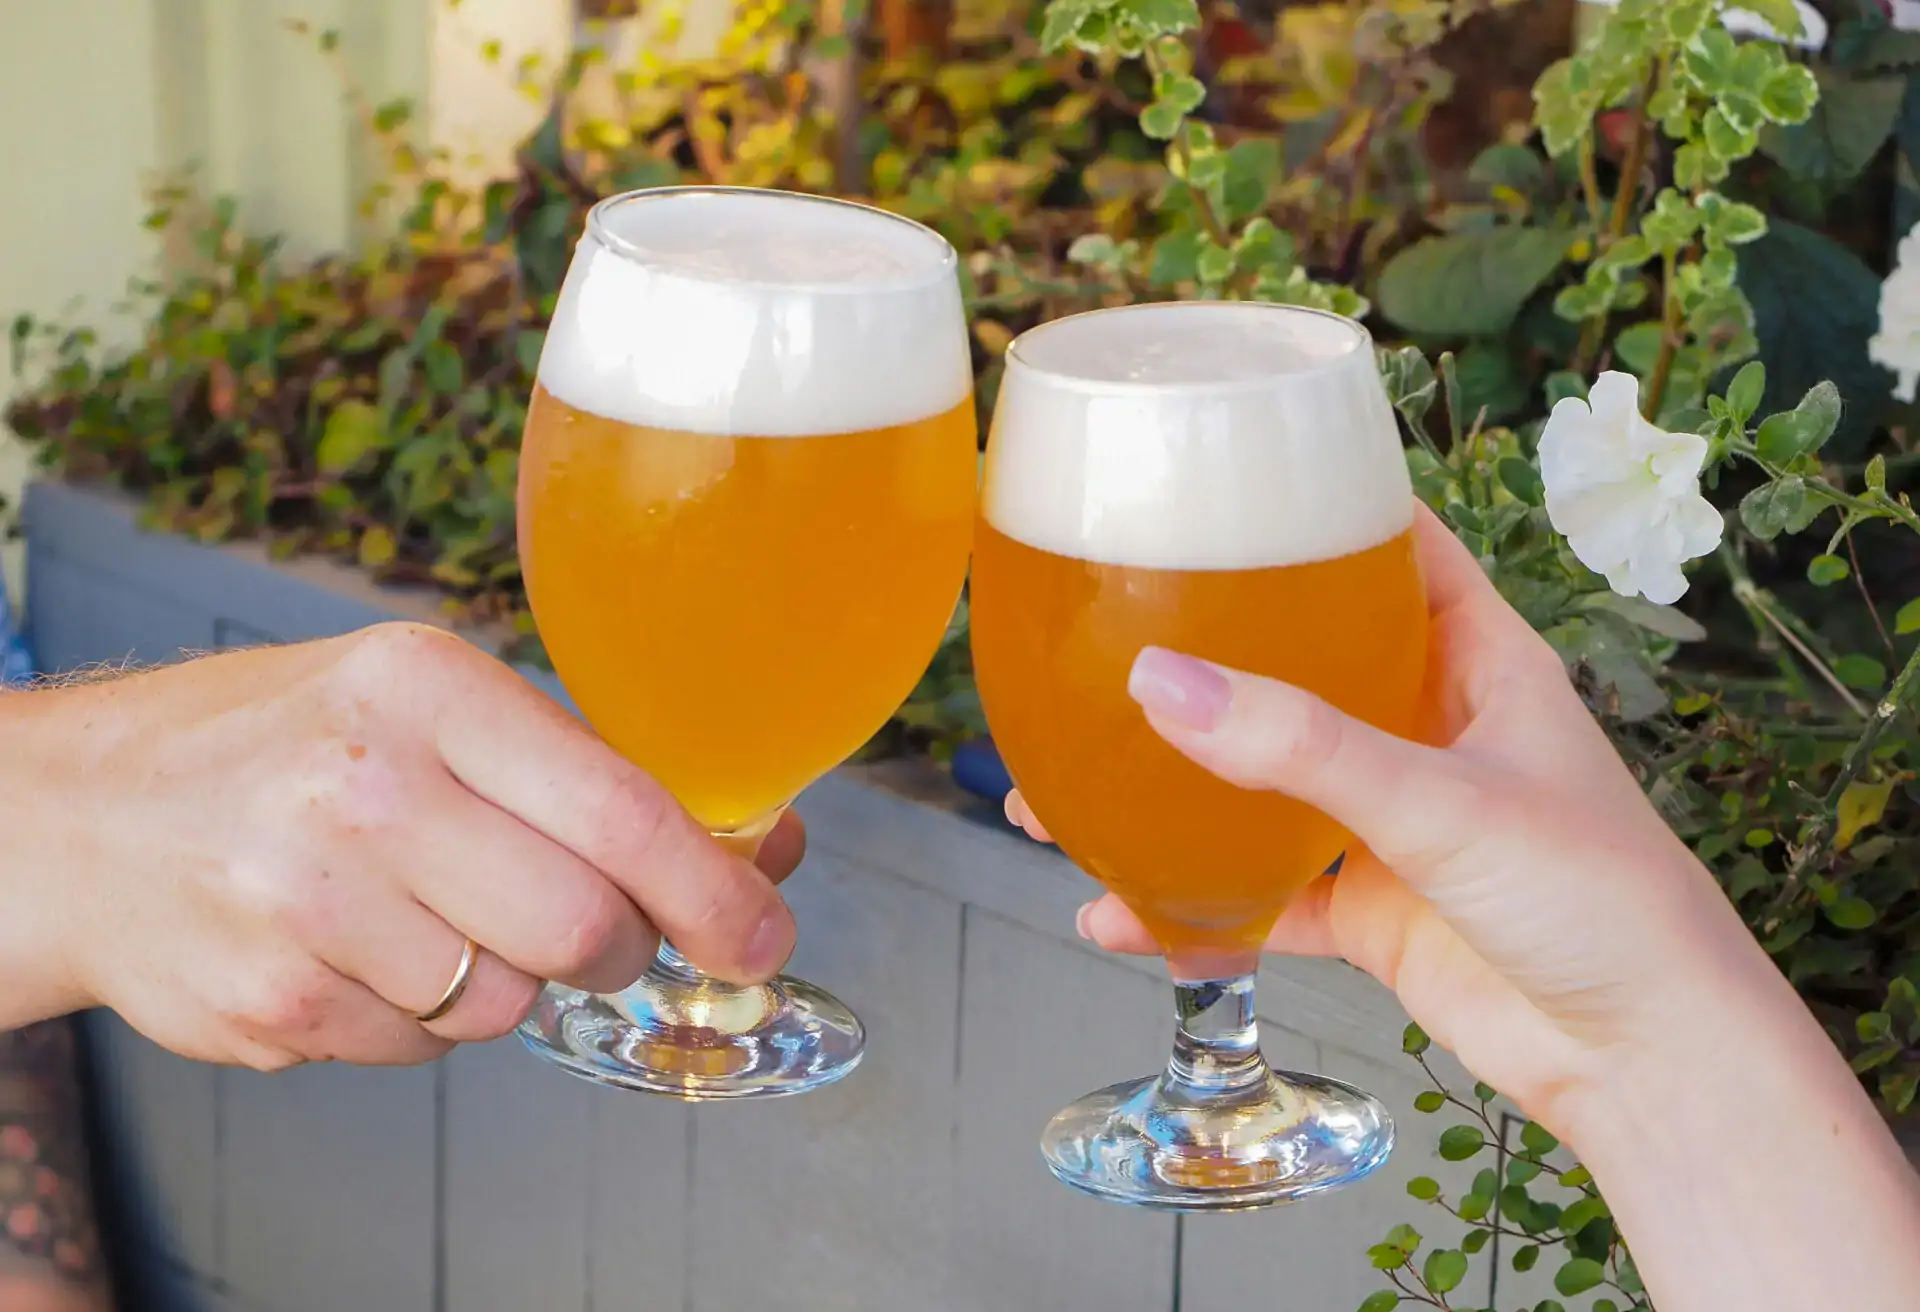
[218,1063,436,1312]
[682,845,967,1310]
[584,1083,694,1311]
[951,912,1177,1312]
[441,1038,594,1312]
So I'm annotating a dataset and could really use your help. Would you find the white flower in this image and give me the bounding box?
[1538,371,1725,605]
[1577,1,1827,50]
[1869,221,1920,403]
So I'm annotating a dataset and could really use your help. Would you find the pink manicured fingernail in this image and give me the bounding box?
[1074,903,1094,939]
[1128,647,1230,732]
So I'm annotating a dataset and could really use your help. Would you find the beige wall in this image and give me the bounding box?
[0,0,743,607]
[0,1,164,602]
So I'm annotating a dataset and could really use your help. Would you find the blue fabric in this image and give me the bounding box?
[1,570,32,686]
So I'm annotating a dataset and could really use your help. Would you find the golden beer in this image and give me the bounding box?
[971,300,1429,975]
[521,387,977,831]
[973,301,1421,1210]
[514,186,976,1100]
[971,522,1425,961]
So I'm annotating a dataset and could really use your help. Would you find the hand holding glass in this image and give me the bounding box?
[516,187,976,1098]
[969,302,1427,1208]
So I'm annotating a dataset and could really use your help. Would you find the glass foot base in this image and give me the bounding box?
[1040,1067,1395,1213]
[517,968,865,1101]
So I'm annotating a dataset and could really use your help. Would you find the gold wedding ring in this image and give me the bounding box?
[417,937,480,1023]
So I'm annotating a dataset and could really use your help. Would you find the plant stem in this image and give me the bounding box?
[1608,62,1662,245]
[1573,60,1662,377]
[1769,636,1920,923]
[1718,545,1869,718]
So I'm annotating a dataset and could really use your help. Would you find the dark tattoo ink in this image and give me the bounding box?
[0,1018,108,1292]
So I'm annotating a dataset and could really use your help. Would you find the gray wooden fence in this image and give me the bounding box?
[28,480,1506,1312]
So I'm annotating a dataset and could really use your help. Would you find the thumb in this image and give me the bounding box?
[1127,647,1484,877]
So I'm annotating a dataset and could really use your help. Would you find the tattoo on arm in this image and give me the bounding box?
[0,1018,109,1295]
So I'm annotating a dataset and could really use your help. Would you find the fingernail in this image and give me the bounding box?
[1074,903,1094,939]
[1129,647,1231,732]
[744,910,794,979]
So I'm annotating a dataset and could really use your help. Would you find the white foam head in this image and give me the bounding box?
[538,188,972,437]
[982,303,1414,570]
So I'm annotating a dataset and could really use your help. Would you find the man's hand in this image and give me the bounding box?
[0,623,803,1069]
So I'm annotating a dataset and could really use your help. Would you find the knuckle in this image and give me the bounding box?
[231,963,338,1039]
[548,888,631,980]
[586,770,678,867]
[1257,691,1346,779]
[334,622,467,698]
[238,1043,305,1074]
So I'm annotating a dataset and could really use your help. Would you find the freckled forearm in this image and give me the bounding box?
[0,1019,113,1310]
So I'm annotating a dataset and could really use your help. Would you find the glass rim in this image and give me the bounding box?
[1002,301,1377,397]
[583,185,960,294]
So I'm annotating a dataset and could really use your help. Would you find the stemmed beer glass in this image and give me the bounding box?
[515,187,977,1098]
[970,302,1428,1207]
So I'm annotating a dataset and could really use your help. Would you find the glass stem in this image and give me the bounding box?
[1165,973,1269,1097]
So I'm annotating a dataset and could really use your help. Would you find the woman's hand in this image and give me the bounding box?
[1005,504,1784,1136]
[0,622,802,1069]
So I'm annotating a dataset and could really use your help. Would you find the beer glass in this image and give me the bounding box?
[970,302,1426,1207]
[517,187,976,1098]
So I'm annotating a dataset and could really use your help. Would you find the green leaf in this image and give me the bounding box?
[1554,1258,1606,1296]
[1740,478,1806,541]
[1367,1243,1407,1270]
[1835,654,1888,690]
[1407,1176,1441,1201]
[1725,360,1766,421]
[1559,1196,1610,1234]
[1808,554,1850,586]
[1558,1165,1593,1188]
[1820,898,1881,929]
[1154,70,1206,114]
[1703,106,1757,161]
[1512,1243,1540,1272]
[372,98,414,132]
[1699,194,1768,249]
[1402,1022,1430,1056]
[1469,143,1549,194]
[1196,244,1234,285]
[1117,0,1200,35]
[1755,381,1843,463]
[1519,1121,1559,1155]
[1038,0,1096,52]
[1139,99,1186,140]
[317,400,391,475]
[1859,1011,1895,1044]
[1423,1248,1468,1295]
[1439,1125,1487,1161]
[1895,597,1920,636]
[1148,230,1203,287]
[1740,221,1889,455]
[1758,62,1819,125]
[1673,142,1728,191]
[1461,1228,1491,1255]
[1376,228,1572,337]
[1731,0,1806,44]
[1414,1090,1447,1113]
[1357,1293,1400,1312]
[1762,71,1905,182]
[357,526,398,570]
[1221,138,1282,223]
[1506,1158,1542,1185]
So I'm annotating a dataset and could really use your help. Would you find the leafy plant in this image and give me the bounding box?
[1366,1025,1650,1312]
